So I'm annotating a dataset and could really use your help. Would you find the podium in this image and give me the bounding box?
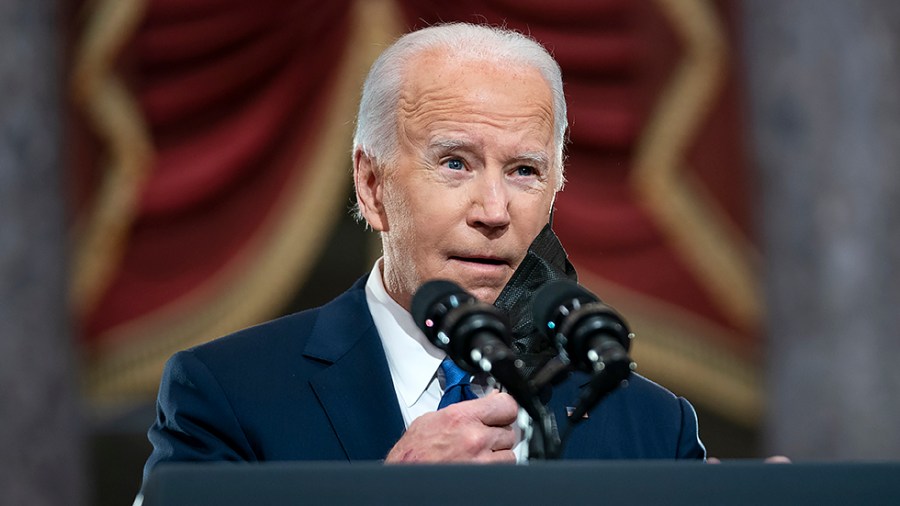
[142,460,900,505]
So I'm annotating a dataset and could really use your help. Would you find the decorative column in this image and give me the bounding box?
[0,1,86,504]
[743,0,900,458]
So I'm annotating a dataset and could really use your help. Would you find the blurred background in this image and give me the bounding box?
[2,0,899,504]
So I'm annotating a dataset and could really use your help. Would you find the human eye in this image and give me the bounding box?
[441,157,465,170]
[514,165,537,177]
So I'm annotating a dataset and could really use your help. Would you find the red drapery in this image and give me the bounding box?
[70,0,375,398]
[79,0,351,338]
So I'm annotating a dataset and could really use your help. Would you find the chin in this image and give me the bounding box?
[465,285,505,305]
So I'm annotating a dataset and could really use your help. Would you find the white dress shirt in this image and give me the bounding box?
[365,260,445,427]
[364,260,526,461]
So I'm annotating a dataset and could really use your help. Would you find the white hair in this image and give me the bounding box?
[352,23,568,189]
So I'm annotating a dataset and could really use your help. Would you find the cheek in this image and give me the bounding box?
[513,194,553,228]
[407,184,468,225]
[386,188,444,246]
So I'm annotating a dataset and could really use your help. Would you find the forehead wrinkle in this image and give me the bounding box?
[399,85,553,130]
[396,57,556,158]
[402,104,551,132]
[397,88,455,119]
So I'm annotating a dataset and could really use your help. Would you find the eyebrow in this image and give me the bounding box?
[429,139,473,152]
[515,151,550,167]
[429,139,550,166]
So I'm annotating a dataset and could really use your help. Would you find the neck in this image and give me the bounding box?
[379,257,413,312]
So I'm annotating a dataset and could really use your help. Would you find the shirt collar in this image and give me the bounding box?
[365,259,444,408]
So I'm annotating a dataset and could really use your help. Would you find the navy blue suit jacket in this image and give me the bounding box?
[144,277,704,483]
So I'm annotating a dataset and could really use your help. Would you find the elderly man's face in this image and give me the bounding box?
[358,50,558,309]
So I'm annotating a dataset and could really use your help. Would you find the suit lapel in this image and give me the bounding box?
[303,280,405,460]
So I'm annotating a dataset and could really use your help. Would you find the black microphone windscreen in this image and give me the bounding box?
[411,279,465,330]
[532,279,598,331]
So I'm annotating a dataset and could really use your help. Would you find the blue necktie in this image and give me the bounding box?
[438,357,477,409]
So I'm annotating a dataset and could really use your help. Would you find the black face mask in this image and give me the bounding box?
[492,223,578,379]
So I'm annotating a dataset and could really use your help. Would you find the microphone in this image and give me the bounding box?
[411,279,515,375]
[532,279,634,422]
[413,280,561,458]
[533,279,632,373]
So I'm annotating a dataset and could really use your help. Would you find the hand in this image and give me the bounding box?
[707,455,792,464]
[385,391,518,463]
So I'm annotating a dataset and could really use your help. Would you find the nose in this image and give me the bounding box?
[467,172,510,235]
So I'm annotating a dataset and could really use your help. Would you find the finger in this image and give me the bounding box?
[488,425,517,451]
[470,392,518,426]
[476,449,517,464]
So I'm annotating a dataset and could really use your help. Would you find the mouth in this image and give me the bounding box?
[449,255,509,266]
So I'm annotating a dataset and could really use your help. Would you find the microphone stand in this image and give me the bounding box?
[463,332,561,460]
[483,357,561,460]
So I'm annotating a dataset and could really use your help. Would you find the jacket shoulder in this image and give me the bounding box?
[558,372,706,460]
[186,276,370,370]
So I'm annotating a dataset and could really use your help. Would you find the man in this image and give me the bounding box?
[142,22,704,483]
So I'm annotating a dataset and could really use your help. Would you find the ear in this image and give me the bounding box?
[353,149,389,231]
